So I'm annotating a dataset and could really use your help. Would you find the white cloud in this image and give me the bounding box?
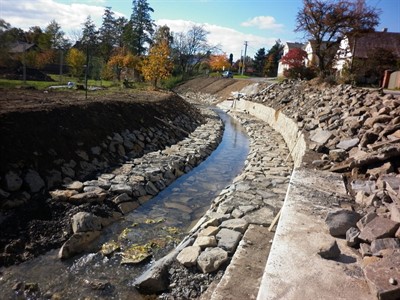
[1,0,106,38]
[156,19,277,59]
[241,16,284,30]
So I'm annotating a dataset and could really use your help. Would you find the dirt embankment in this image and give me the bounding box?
[0,87,204,266]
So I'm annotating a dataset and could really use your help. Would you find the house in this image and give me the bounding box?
[8,42,37,55]
[334,30,400,75]
[277,42,305,76]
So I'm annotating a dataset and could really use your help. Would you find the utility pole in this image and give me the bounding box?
[239,50,243,74]
[241,41,248,75]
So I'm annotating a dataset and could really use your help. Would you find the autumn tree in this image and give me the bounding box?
[142,41,173,88]
[209,54,230,71]
[66,48,85,77]
[295,0,380,76]
[263,41,284,77]
[281,48,315,79]
[107,47,140,81]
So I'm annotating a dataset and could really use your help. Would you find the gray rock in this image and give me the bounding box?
[216,228,242,253]
[193,236,217,249]
[370,238,400,256]
[71,212,102,233]
[318,239,341,259]
[176,246,201,267]
[336,138,360,150]
[4,170,23,192]
[310,129,333,145]
[325,209,362,237]
[220,218,249,234]
[109,184,133,195]
[58,231,101,259]
[118,201,140,214]
[197,247,228,273]
[24,169,45,193]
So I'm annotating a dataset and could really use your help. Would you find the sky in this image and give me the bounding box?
[1,0,399,60]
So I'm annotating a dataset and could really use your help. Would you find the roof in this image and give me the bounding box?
[286,42,305,50]
[9,42,37,54]
[348,31,400,58]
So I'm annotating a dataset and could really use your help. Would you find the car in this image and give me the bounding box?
[222,71,233,78]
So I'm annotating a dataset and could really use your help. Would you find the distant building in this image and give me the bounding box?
[8,42,38,55]
[277,42,305,76]
[334,30,400,74]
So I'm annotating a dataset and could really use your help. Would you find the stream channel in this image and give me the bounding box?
[0,109,250,299]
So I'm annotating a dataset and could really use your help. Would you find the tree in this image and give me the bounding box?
[153,25,173,46]
[142,41,173,88]
[281,48,316,79]
[127,0,155,55]
[66,48,85,77]
[281,48,307,69]
[81,16,98,49]
[209,54,230,71]
[264,40,283,77]
[99,7,117,60]
[107,47,140,81]
[253,48,266,76]
[352,47,398,85]
[172,25,213,76]
[295,0,380,76]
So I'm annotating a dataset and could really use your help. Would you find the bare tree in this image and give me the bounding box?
[172,25,217,76]
[295,0,380,76]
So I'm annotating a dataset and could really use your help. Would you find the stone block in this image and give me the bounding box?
[220,218,249,234]
[358,217,400,243]
[176,246,201,267]
[216,228,242,253]
[363,251,400,300]
[197,247,228,273]
[370,238,400,256]
[325,209,361,237]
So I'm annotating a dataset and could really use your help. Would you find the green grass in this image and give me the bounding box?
[0,79,57,90]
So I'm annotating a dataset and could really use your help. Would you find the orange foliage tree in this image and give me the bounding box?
[106,47,140,81]
[141,41,173,88]
[209,54,230,71]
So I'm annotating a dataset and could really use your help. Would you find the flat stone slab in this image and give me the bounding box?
[257,168,374,300]
[363,251,400,300]
[216,228,242,254]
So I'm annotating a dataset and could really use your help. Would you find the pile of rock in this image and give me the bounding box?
[240,79,400,299]
[55,108,224,259]
[0,112,200,209]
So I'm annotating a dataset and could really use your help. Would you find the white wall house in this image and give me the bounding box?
[277,42,305,77]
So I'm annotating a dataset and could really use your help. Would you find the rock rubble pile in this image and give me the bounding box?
[236,79,400,299]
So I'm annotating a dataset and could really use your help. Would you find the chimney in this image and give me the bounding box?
[382,28,388,32]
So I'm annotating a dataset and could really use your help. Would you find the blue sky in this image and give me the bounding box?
[1,0,399,59]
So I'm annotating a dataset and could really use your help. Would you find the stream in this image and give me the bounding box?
[0,109,250,299]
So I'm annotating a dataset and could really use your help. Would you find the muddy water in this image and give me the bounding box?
[0,109,249,299]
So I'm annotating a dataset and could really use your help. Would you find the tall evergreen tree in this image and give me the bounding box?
[253,48,266,76]
[264,40,284,77]
[99,7,117,60]
[81,16,98,50]
[128,0,155,55]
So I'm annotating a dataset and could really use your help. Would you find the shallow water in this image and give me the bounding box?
[0,109,249,299]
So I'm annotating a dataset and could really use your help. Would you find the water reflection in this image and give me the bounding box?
[0,109,249,299]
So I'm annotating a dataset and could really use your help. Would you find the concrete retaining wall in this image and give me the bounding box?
[234,100,306,167]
